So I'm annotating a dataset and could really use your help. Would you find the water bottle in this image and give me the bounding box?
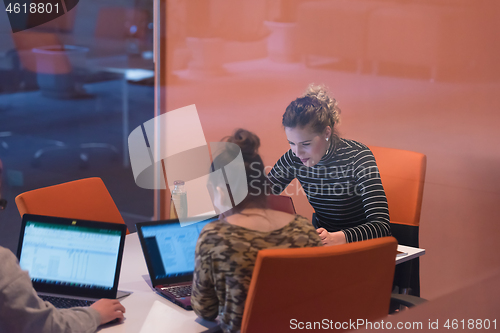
[169,180,187,219]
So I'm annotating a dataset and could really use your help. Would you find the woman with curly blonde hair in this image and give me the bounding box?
[268,84,391,246]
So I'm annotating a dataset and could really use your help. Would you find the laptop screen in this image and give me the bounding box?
[17,214,127,299]
[136,216,217,286]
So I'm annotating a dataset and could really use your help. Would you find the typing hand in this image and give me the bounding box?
[316,228,347,246]
[91,299,126,325]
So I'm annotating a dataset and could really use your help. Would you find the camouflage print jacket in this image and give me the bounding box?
[192,215,322,333]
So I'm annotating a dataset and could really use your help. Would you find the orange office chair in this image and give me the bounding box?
[241,237,399,333]
[368,145,426,296]
[267,194,296,214]
[15,177,129,234]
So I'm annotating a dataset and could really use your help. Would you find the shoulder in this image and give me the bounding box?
[336,139,375,161]
[0,246,20,272]
[292,215,312,226]
[196,220,232,254]
[338,138,370,153]
[290,215,317,232]
[0,247,34,291]
[0,247,37,307]
[286,215,323,245]
[200,219,224,232]
[0,246,16,259]
[198,220,227,241]
[0,247,23,286]
[274,149,300,167]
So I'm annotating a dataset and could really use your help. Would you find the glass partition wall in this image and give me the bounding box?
[0,0,155,249]
[156,0,500,301]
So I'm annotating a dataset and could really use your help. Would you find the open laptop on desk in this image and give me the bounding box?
[136,215,218,310]
[17,214,128,308]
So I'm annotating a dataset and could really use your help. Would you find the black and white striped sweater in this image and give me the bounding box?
[268,138,391,243]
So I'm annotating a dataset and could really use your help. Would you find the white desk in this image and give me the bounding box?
[100,233,217,333]
[101,233,425,332]
[396,244,425,264]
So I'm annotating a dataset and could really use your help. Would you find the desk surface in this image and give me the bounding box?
[101,233,217,333]
[101,233,425,332]
[396,244,425,264]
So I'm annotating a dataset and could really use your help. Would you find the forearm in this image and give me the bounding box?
[191,284,218,321]
[0,249,100,333]
[267,153,296,195]
[192,300,218,321]
[354,153,391,242]
[342,220,391,243]
[192,239,219,321]
[330,231,347,245]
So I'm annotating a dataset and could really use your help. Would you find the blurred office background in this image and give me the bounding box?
[1,0,500,302]
[0,0,155,242]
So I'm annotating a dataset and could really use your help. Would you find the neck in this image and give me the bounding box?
[219,207,265,219]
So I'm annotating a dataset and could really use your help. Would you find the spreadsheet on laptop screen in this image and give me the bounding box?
[19,221,122,289]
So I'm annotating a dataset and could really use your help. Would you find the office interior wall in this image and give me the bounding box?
[159,0,500,300]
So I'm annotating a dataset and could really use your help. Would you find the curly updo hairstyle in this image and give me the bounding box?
[209,129,268,214]
[282,84,341,143]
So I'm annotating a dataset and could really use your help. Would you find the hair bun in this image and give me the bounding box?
[304,84,341,125]
[227,128,260,157]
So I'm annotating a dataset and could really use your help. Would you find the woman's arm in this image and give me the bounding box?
[191,232,219,321]
[342,147,391,243]
[267,150,297,195]
[0,247,101,333]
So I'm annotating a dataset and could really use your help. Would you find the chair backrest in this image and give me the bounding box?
[241,237,398,333]
[15,177,129,234]
[368,146,426,227]
[369,146,425,296]
[267,194,296,214]
[12,32,72,74]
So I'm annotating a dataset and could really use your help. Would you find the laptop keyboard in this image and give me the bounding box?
[163,285,192,298]
[40,295,95,308]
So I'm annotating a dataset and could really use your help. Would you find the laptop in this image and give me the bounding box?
[17,214,127,308]
[136,215,218,310]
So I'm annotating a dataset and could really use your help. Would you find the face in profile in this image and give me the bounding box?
[285,125,331,167]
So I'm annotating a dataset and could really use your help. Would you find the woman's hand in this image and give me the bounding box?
[316,228,347,246]
[91,299,126,325]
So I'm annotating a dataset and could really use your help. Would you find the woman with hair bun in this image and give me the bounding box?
[268,84,391,246]
[191,129,322,333]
